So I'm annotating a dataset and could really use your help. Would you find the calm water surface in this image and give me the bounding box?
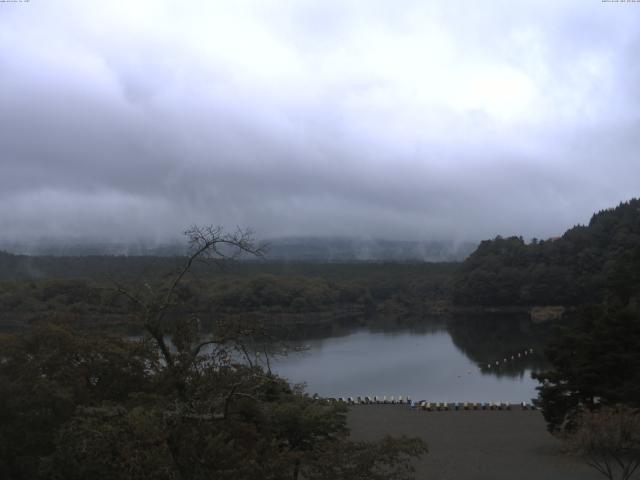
[272,326,542,403]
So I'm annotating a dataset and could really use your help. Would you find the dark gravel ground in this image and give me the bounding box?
[347,405,602,480]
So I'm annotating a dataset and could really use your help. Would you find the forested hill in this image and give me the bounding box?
[453,198,640,307]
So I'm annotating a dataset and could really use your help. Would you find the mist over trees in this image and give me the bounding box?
[0,237,476,263]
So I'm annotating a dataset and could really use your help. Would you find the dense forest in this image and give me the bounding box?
[2,199,638,331]
[0,258,455,331]
[453,198,640,307]
[504,200,640,442]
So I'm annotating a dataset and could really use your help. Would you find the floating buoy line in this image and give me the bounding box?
[484,347,535,370]
[316,347,539,412]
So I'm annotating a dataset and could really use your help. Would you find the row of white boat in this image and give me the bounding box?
[329,395,411,405]
[415,401,536,411]
[326,396,537,410]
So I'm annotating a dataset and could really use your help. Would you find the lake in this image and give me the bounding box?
[272,319,547,403]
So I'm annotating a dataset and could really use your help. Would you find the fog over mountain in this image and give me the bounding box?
[0,236,476,262]
[1,1,639,245]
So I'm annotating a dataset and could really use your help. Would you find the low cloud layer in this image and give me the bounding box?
[1,0,639,243]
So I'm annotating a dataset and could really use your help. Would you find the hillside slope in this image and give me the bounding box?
[453,198,640,307]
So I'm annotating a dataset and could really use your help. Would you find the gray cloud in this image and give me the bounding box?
[1,0,639,244]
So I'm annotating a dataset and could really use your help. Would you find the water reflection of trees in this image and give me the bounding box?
[446,314,551,379]
[276,313,449,340]
[258,312,554,380]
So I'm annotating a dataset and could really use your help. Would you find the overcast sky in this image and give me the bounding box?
[1,0,639,244]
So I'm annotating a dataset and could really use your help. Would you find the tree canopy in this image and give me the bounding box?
[454,198,640,307]
[533,305,640,433]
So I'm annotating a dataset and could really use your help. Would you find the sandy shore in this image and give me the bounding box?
[348,405,600,480]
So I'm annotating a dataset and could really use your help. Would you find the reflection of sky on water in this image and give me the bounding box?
[272,329,541,403]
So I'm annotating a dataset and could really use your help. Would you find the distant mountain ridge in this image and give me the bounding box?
[263,237,476,262]
[0,237,476,262]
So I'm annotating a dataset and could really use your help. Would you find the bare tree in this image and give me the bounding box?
[564,406,640,480]
[112,225,267,393]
